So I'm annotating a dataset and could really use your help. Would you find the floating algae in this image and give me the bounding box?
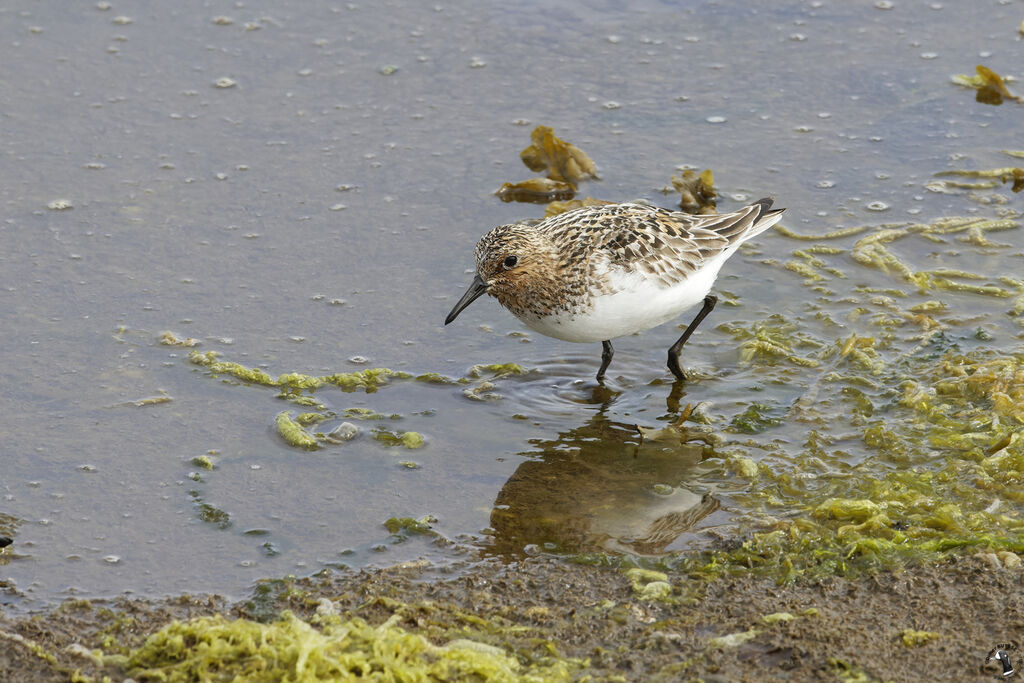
[685,349,1024,583]
[158,330,199,347]
[189,491,232,530]
[276,411,320,450]
[189,351,277,386]
[466,362,526,379]
[195,502,231,530]
[667,210,1024,582]
[951,64,1020,105]
[833,334,885,375]
[276,372,326,392]
[125,610,582,682]
[718,315,823,369]
[519,125,599,187]
[666,168,717,214]
[191,454,215,470]
[121,392,173,407]
[496,178,576,203]
[729,403,785,434]
[323,368,413,393]
[342,407,402,421]
[189,351,527,450]
[414,371,463,385]
[835,218,1021,294]
[384,515,437,537]
[373,429,425,449]
[188,351,410,394]
[497,125,600,206]
[935,167,1024,193]
[295,412,330,427]
[499,125,748,229]
[784,251,829,283]
[774,224,871,241]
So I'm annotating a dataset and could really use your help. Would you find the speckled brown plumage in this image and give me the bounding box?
[471,199,780,317]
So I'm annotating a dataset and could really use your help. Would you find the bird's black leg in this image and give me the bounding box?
[596,340,614,382]
[667,294,718,381]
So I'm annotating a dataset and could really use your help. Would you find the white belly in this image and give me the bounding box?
[515,255,724,343]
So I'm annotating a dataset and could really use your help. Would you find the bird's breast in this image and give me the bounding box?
[511,272,714,343]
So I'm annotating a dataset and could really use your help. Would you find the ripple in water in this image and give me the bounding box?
[492,351,675,425]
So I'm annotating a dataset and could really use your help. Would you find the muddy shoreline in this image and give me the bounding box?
[2,554,1021,681]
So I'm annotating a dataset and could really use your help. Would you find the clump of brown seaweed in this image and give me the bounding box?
[497,125,599,204]
[665,168,717,214]
[497,125,721,217]
[952,64,1021,105]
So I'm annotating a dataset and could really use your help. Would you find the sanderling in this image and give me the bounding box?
[445,198,785,381]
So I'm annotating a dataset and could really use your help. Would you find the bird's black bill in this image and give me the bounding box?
[444,275,488,325]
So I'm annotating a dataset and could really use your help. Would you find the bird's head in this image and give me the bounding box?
[445,222,561,323]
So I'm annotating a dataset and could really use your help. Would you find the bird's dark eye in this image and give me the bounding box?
[503,255,518,269]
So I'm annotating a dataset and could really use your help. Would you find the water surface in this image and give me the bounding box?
[2,0,1022,610]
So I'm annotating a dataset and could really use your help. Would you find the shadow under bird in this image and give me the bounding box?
[445,198,785,381]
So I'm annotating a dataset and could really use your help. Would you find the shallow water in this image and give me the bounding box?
[1,0,1022,610]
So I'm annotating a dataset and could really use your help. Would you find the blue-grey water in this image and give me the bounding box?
[1,0,1022,610]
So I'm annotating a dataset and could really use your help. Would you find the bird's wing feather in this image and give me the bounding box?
[580,204,770,289]
[541,201,777,293]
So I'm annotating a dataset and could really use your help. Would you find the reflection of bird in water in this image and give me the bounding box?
[600,499,718,556]
[486,414,720,557]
